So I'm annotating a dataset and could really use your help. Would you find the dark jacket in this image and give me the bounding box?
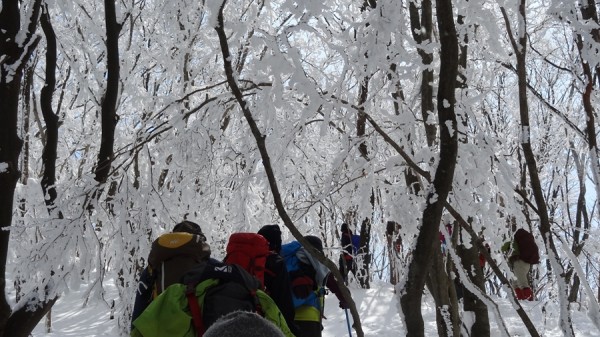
[265,252,300,336]
[131,267,154,326]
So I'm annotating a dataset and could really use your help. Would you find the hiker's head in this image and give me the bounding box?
[204,311,285,337]
[258,224,282,253]
[341,223,350,234]
[304,235,324,253]
[173,220,205,239]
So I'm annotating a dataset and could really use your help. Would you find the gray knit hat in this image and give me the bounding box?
[204,311,285,337]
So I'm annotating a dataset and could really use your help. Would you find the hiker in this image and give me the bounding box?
[282,235,350,337]
[204,311,285,337]
[131,254,295,337]
[501,228,540,301]
[338,223,356,281]
[131,220,212,325]
[257,225,301,336]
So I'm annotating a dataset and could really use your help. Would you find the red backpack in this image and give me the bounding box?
[224,233,270,288]
[514,228,540,264]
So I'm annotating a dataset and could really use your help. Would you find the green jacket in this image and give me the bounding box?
[131,279,295,337]
[501,240,520,263]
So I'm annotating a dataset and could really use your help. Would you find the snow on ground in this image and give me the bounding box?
[32,280,600,336]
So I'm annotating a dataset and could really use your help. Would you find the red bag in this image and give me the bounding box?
[225,233,270,288]
[514,229,540,264]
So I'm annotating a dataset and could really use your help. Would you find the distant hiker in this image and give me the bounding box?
[204,311,285,337]
[479,241,491,269]
[282,235,350,337]
[131,220,212,326]
[501,228,540,301]
[338,223,357,281]
[257,225,301,336]
[439,221,453,255]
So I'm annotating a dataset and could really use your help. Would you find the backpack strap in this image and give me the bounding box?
[186,283,205,337]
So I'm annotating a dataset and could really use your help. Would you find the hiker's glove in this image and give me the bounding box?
[339,301,349,309]
[292,276,314,299]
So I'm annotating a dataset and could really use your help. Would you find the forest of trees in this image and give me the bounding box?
[1,0,599,336]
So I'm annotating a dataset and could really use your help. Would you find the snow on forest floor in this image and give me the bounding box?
[31,280,600,337]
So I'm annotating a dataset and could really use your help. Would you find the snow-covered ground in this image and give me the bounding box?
[31,280,600,336]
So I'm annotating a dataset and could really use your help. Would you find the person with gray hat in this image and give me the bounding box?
[204,311,285,337]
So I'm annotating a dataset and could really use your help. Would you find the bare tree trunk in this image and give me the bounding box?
[566,144,590,302]
[457,243,489,336]
[94,0,122,184]
[355,77,373,289]
[39,4,62,214]
[399,0,459,335]
[577,0,600,223]
[0,0,43,336]
[409,0,436,147]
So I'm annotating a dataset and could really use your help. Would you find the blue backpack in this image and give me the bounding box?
[280,241,324,310]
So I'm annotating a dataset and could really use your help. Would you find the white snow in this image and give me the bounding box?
[31,279,600,337]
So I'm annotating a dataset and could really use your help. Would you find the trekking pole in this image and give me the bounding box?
[344,308,353,337]
[341,258,353,337]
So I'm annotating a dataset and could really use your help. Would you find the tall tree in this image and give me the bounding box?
[399,0,459,336]
[94,0,122,184]
[0,0,48,336]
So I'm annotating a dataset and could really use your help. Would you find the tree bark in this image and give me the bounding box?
[399,0,459,335]
[457,244,490,336]
[409,0,436,147]
[94,0,121,184]
[40,3,61,214]
[0,0,42,336]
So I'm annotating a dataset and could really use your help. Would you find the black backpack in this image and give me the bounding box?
[182,262,264,330]
[131,261,294,337]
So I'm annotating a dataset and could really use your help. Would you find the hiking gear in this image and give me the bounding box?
[514,288,524,300]
[344,308,353,337]
[224,233,270,288]
[351,235,360,254]
[291,275,314,299]
[258,225,283,253]
[148,232,211,296]
[204,311,285,337]
[514,229,540,264]
[282,241,327,314]
[339,300,349,309]
[131,262,294,337]
[263,253,301,337]
[173,220,205,238]
[522,287,534,301]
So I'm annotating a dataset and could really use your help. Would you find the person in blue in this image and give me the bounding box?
[281,235,349,337]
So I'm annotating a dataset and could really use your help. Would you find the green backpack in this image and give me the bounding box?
[131,263,294,337]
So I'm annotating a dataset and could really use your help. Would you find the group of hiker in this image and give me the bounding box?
[130,218,541,337]
[130,221,356,337]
